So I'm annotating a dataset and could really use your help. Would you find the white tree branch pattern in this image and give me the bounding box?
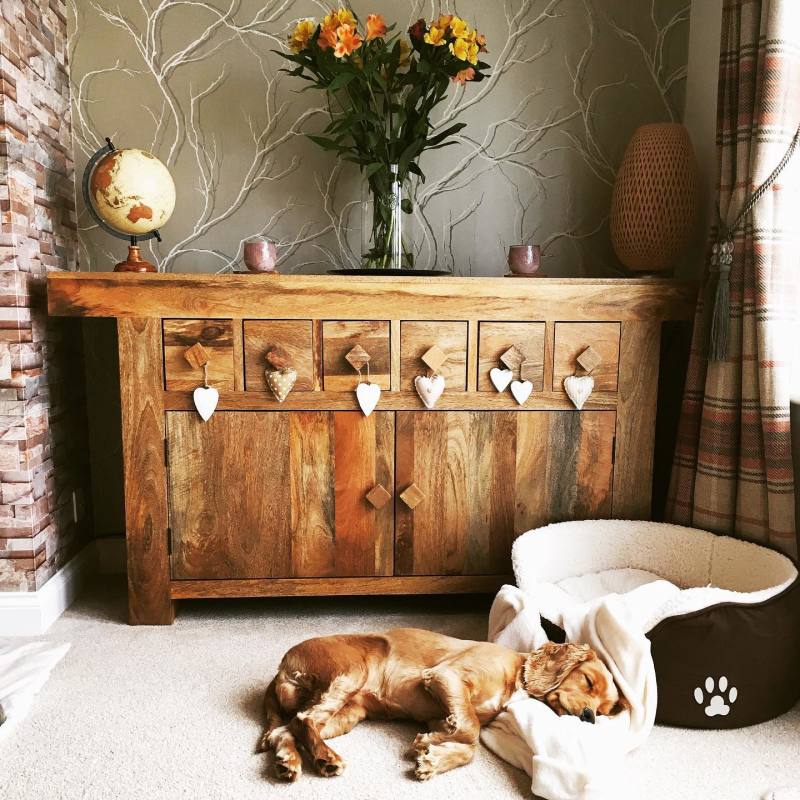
[68,0,689,276]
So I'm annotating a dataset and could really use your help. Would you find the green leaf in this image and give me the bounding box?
[328,71,356,92]
[401,198,413,214]
[363,162,385,179]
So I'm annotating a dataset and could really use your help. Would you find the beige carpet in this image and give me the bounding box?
[1,578,798,800]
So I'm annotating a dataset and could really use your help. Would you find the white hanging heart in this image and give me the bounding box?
[564,374,594,410]
[193,386,219,421]
[356,382,381,417]
[489,367,514,393]
[415,374,445,409]
[510,380,533,406]
[266,368,297,403]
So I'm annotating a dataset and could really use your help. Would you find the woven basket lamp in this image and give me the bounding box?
[610,123,699,273]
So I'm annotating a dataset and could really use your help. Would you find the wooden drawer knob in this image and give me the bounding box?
[345,344,371,372]
[576,345,602,374]
[366,484,392,509]
[183,342,210,369]
[399,483,425,509]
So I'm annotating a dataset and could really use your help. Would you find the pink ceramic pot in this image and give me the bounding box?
[507,244,541,275]
[243,239,278,273]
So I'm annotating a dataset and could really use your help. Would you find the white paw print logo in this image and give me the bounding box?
[693,676,738,717]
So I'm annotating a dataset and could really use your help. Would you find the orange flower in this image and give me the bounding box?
[334,23,362,58]
[365,13,387,41]
[476,31,488,53]
[318,22,338,50]
[452,67,476,85]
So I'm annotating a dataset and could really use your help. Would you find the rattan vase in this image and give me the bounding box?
[610,123,699,273]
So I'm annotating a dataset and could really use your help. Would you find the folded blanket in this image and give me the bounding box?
[480,585,657,800]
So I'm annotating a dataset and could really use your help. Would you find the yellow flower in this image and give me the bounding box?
[324,7,356,29]
[449,17,470,39]
[424,24,446,46]
[288,18,316,53]
[449,36,479,64]
[435,14,453,30]
[398,37,412,65]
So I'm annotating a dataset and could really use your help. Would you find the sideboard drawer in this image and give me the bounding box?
[322,320,391,390]
[244,320,314,392]
[553,322,621,391]
[400,321,468,391]
[163,319,235,391]
[477,322,546,391]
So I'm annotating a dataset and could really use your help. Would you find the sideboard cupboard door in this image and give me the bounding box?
[395,411,615,576]
[167,411,393,580]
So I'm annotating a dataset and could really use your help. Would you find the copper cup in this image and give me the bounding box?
[243,239,278,273]
[507,244,541,275]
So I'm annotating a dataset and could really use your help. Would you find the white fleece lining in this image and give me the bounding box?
[512,521,798,634]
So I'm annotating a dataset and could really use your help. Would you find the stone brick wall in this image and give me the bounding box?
[0,0,91,591]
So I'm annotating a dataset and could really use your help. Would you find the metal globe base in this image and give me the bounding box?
[114,244,156,273]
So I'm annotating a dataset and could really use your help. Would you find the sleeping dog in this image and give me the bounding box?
[259,628,627,782]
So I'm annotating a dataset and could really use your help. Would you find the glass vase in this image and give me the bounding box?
[361,164,416,269]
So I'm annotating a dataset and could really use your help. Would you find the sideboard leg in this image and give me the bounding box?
[612,320,662,519]
[118,317,174,625]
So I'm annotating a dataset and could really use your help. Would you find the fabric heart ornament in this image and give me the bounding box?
[490,367,514,393]
[564,374,594,410]
[356,382,381,417]
[267,368,297,403]
[510,380,533,406]
[193,386,219,421]
[415,374,445,410]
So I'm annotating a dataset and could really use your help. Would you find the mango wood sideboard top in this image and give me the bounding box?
[47,272,696,321]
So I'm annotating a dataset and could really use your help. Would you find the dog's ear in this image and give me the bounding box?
[611,694,631,715]
[522,642,594,698]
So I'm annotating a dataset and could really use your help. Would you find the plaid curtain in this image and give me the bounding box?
[666,0,800,558]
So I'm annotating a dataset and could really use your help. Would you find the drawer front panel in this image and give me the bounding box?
[400,321,468,391]
[553,322,620,391]
[244,320,314,392]
[478,321,546,391]
[322,320,391,391]
[163,319,235,391]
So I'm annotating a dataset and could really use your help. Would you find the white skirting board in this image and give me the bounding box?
[0,537,126,637]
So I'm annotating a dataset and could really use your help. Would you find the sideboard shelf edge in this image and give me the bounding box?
[47,272,697,321]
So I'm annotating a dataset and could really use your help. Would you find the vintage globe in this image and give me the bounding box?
[89,148,176,237]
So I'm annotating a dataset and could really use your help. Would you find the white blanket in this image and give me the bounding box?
[0,641,70,743]
[480,585,657,800]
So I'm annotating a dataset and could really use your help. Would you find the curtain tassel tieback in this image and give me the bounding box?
[707,238,733,362]
[705,123,800,362]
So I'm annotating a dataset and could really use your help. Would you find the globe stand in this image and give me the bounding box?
[115,239,156,273]
[82,138,167,273]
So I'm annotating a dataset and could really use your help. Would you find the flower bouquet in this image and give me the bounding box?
[281,8,490,270]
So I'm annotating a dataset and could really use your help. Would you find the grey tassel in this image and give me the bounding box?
[708,265,730,361]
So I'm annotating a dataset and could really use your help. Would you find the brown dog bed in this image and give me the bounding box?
[512,521,800,729]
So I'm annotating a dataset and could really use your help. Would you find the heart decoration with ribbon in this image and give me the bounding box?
[415,374,445,409]
[356,382,381,417]
[267,368,297,403]
[193,385,219,421]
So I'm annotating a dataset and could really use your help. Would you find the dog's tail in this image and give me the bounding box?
[256,676,284,753]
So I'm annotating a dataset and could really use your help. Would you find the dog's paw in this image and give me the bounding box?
[314,750,346,778]
[411,732,431,753]
[273,749,302,782]
[414,750,439,782]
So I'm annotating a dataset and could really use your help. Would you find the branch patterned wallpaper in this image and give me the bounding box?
[68,0,690,276]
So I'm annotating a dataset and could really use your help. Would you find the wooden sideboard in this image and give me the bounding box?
[47,273,695,625]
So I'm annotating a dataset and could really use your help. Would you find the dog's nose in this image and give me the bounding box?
[580,708,595,724]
